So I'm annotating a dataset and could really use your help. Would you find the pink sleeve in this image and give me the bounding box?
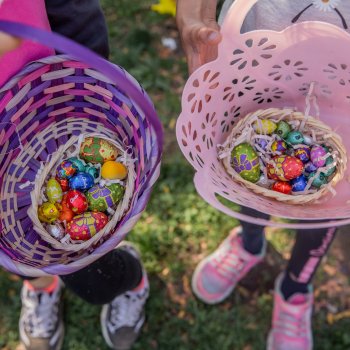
[0,0,54,87]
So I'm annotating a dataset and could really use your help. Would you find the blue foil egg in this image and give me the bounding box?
[286,131,304,145]
[69,172,95,191]
[290,175,308,192]
[304,162,317,174]
[294,146,311,163]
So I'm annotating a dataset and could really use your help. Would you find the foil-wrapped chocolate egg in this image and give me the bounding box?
[46,178,63,203]
[86,183,125,212]
[309,172,328,188]
[255,138,268,151]
[47,224,65,240]
[69,172,95,191]
[304,162,318,174]
[80,137,119,164]
[253,119,277,135]
[58,195,75,222]
[66,190,88,214]
[272,181,292,195]
[271,140,288,154]
[55,176,69,192]
[85,166,100,180]
[231,143,260,183]
[275,121,291,139]
[68,157,86,172]
[290,175,308,192]
[294,146,311,164]
[56,160,78,179]
[286,131,304,145]
[267,155,304,181]
[310,146,327,167]
[323,156,336,177]
[66,212,108,241]
[101,161,128,180]
[38,202,60,223]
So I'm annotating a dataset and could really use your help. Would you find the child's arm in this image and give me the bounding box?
[176,0,221,74]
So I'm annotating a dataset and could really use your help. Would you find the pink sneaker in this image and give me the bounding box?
[267,274,313,350]
[191,227,266,304]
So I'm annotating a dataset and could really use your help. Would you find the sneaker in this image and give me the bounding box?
[19,276,64,350]
[101,243,149,350]
[267,274,313,350]
[192,226,266,304]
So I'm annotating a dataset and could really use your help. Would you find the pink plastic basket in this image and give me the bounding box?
[176,0,350,229]
[0,22,163,277]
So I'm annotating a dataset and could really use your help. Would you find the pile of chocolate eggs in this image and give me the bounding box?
[38,137,128,242]
[230,119,337,195]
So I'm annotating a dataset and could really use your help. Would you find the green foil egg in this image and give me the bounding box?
[323,156,336,177]
[231,143,261,183]
[86,183,125,212]
[275,120,291,139]
[309,172,328,188]
[286,131,304,145]
[253,119,277,135]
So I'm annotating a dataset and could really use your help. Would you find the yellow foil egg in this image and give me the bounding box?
[101,161,128,180]
[38,202,60,223]
[253,119,277,135]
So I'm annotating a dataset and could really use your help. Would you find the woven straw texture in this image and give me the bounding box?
[0,54,161,276]
[176,0,350,228]
[220,108,346,205]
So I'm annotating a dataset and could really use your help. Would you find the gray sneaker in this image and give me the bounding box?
[19,277,64,350]
[101,243,149,350]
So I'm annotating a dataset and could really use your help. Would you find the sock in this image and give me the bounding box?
[281,273,308,300]
[241,228,265,255]
[25,276,59,293]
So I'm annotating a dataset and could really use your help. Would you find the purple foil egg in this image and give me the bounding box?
[294,145,311,163]
[310,146,326,168]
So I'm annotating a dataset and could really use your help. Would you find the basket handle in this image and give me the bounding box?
[221,0,258,37]
[194,172,350,229]
[0,20,163,158]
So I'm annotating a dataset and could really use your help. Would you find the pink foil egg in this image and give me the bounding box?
[66,212,108,241]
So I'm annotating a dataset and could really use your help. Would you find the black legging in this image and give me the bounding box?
[22,249,143,305]
[240,206,336,297]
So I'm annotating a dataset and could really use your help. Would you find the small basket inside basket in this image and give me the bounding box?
[219,108,347,205]
[28,132,136,251]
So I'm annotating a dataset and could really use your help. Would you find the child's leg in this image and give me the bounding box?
[240,206,269,255]
[60,247,144,305]
[281,227,337,299]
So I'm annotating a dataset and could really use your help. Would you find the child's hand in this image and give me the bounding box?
[0,32,21,56]
[176,0,222,74]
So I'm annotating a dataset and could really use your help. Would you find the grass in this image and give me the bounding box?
[1,1,350,349]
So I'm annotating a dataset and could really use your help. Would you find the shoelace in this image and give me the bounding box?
[108,291,146,333]
[274,309,308,338]
[23,291,59,338]
[212,245,247,280]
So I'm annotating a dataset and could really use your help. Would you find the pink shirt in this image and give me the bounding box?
[0,0,54,87]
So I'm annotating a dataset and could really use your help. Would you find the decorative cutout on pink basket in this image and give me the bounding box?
[323,63,350,86]
[223,75,256,102]
[253,87,284,104]
[230,37,276,69]
[269,60,308,81]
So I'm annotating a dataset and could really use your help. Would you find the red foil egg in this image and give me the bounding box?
[267,155,304,181]
[66,190,88,214]
[272,181,292,195]
[66,212,108,241]
[55,176,69,192]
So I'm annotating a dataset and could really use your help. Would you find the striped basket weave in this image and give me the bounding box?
[0,22,163,277]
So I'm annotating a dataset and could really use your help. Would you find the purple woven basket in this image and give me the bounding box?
[0,21,163,277]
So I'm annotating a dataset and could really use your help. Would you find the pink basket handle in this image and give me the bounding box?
[221,0,258,37]
[0,20,163,160]
[194,172,350,229]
